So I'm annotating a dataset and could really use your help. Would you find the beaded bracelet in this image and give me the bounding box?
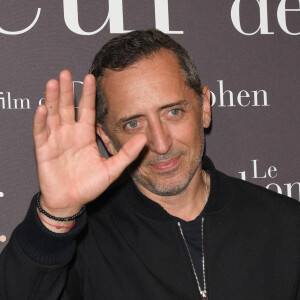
[36,192,86,222]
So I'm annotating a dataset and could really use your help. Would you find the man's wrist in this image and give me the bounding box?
[37,192,86,221]
[36,193,86,233]
[37,209,76,233]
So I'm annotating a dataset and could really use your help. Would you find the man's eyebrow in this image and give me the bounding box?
[159,100,190,110]
[115,100,190,129]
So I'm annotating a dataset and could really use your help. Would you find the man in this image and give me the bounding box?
[1,29,300,300]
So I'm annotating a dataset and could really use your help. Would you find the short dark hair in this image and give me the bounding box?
[89,29,202,127]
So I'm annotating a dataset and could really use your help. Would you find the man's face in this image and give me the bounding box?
[97,49,211,197]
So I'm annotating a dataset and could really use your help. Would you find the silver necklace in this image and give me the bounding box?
[202,170,208,299]
[177,170,209,299]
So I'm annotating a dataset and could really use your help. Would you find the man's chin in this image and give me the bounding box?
[131,174,190,197]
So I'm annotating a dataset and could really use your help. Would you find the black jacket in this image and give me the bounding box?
[1,157,300,299]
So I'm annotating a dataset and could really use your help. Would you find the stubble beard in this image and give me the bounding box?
[129,140,204,197]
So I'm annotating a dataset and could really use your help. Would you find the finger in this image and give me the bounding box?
[58,70,75,124]
[104,134,147,183]
[78,74,96,126]
[33,104,48,148]
[45,79,60,130]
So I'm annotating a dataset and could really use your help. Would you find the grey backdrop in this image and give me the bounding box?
[0,0,299,252]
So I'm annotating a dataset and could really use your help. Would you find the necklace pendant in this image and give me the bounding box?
[201,292,208,300]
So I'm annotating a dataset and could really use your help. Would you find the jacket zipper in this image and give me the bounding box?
[177,217,208,299]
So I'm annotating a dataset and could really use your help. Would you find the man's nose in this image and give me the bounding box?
[147,121,173,154]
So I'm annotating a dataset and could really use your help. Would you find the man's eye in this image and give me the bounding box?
[125,120,139,129]
[169,108,181,116]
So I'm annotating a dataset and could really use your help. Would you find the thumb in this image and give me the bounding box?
[104,133,147,183]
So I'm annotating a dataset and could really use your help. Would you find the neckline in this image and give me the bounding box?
[123,156,221,222]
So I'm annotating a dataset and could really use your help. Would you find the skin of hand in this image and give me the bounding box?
[33,70,147,231]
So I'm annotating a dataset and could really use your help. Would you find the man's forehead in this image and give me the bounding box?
[101,49,182,81]
[101,50,188,101]
[99,48,197,126]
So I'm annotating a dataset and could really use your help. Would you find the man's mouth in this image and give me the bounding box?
[149,156,181,172]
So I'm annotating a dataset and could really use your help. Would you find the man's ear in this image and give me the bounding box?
[96,125,118,155]
[202,85,211,128]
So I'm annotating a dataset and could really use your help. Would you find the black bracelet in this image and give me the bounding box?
[36,192,86,222]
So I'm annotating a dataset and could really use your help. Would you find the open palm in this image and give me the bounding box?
[33,70,146,216]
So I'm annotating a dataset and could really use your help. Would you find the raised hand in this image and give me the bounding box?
[33,70,146,222]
